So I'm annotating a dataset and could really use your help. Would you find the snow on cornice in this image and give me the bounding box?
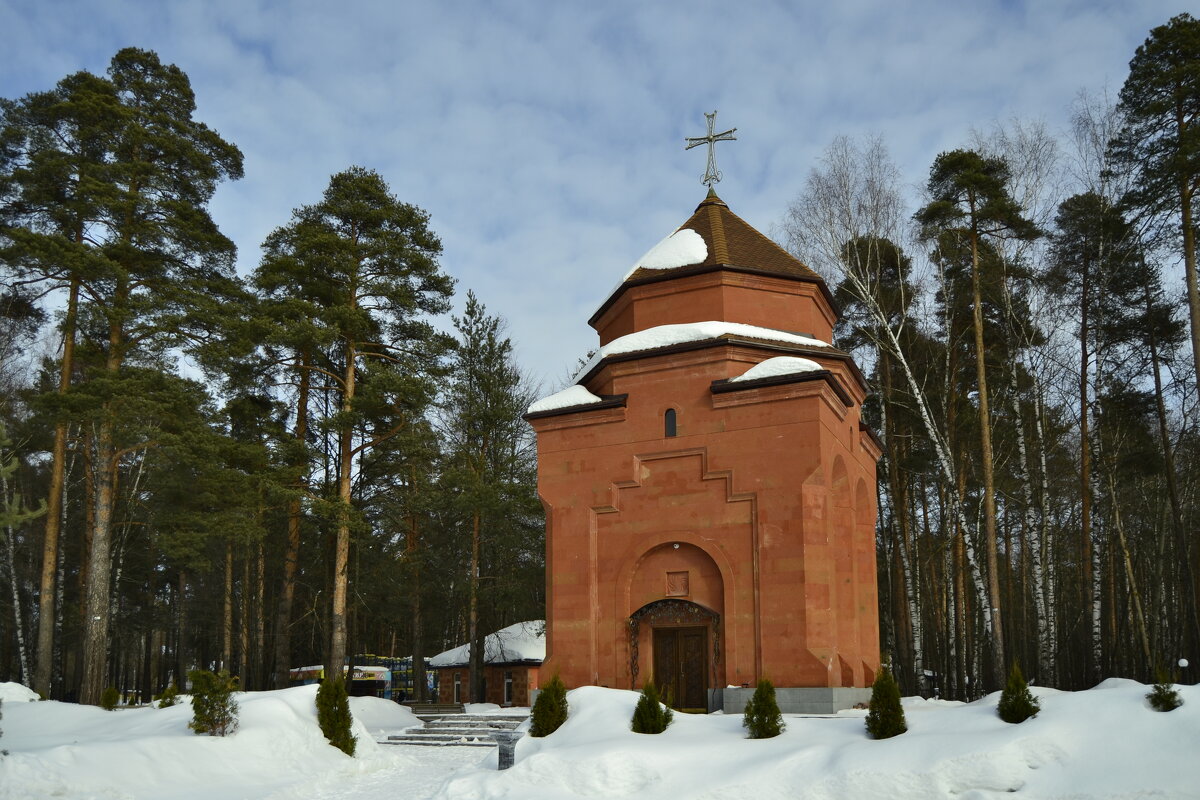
[729,356,825,382]
[527,384,605,415]
[572,321,831,383]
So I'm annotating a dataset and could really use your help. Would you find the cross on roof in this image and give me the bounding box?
[685,110,737,187]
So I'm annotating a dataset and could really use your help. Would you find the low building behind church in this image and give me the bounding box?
[429,620,544,707]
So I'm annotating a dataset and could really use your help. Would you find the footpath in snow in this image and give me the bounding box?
[1,679,1198,799]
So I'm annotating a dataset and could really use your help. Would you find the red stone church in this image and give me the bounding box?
[526,190,881,713]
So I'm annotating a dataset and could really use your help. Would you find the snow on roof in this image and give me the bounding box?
[429,620,546,668]
[622,227,707,279]
[572,321,830,382]
[730,356,825,383]
[527,384,605,415]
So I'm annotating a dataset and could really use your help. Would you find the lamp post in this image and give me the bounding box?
[490,730,524,770]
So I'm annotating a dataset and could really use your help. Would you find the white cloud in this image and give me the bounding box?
[1,0,1183,382]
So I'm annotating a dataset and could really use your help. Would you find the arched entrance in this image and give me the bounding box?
[629,599,720,712]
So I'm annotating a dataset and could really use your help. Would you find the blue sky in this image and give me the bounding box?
[0,0,1182,388]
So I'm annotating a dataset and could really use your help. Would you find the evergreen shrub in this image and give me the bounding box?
[155,683,180,708]
[100,687,120,711]
[631,679,673,734]
[1147,669,1183,712]
[188,669,239,736]
[316,677,356,756]
[865,665,907,739]
[530,673,569,737]
[743,678,785,739]
[997,662,1040,723]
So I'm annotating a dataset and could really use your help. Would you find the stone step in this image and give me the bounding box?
[422,719,523,730]
[412,726,514,736]
[385,733,497,747]
[381,712,529,747]
[415,713,527,724]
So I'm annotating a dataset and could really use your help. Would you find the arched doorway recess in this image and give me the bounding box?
[629,599,720,711]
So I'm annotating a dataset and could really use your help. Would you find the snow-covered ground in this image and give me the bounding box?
[1,679,1197,799]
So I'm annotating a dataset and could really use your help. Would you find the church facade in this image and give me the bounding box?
[526,191,881,713]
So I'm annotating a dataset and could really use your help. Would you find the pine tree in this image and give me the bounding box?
[316,677,356,755]
[529,674,568,737]
[188,669,239,736]
[997,662,1040,723]
[440,292,540,701]
[742,678,785,739]
[155,683,180,708]
[1,48,244,705]
[865,665,907,739]
[631,680,674,734]
[1147,668,1183,712]
[99,687,120,711]
[916,150,1040,689]
[1110,14,1200,411]
[255,166,453,677]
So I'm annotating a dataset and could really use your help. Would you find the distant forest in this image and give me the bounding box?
[2,14,1198,704]
[782,14,1200,697]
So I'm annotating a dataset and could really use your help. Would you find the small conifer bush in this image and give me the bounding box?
[530,673,569,737]
[155,683,180,708]
[188,669,239,736]
[316,677,356,756]
[743,678,785,739]
[865,665,907,739]
[631,679,674,734]
[997,662,1040,724]
[1147,669,1182,712]
[100,687,120,711]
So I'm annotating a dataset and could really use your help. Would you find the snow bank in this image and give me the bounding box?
[0,681,39,703]
[730,355,824,382]
[349,694,420,736]
[573,321,830,382]
[527,384,605,415]
[430,620,545,668]
[2,679,1197,799]
[623,228,707,279]
[435,682,1200,800]
[0,684,395,800]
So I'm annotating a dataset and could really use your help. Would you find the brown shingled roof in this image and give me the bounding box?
[623,190,826,284]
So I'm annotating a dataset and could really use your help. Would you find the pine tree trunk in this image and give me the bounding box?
[330,335,356,678]
[468,508,481,702]
[175,571,189,688]
[1144,284,1200,655]
[1078,266,1097,685]
[967,218,1005,690]
[412,568,425,702]
[34,277,79,697]
[1105,473,1153,675]
[273,349,311,688]
[407,498,426,703]
[240,546,251,683]
[222,539,233,672]
[254,538,265,690]
[80,417,118,705]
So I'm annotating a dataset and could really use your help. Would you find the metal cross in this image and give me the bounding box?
[685,111,737,187]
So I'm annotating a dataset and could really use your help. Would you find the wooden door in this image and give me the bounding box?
[652,626,708,711]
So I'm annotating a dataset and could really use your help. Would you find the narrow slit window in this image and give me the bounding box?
[664,408,677,437]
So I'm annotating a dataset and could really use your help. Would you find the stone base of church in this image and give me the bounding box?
[716,686,871,715]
